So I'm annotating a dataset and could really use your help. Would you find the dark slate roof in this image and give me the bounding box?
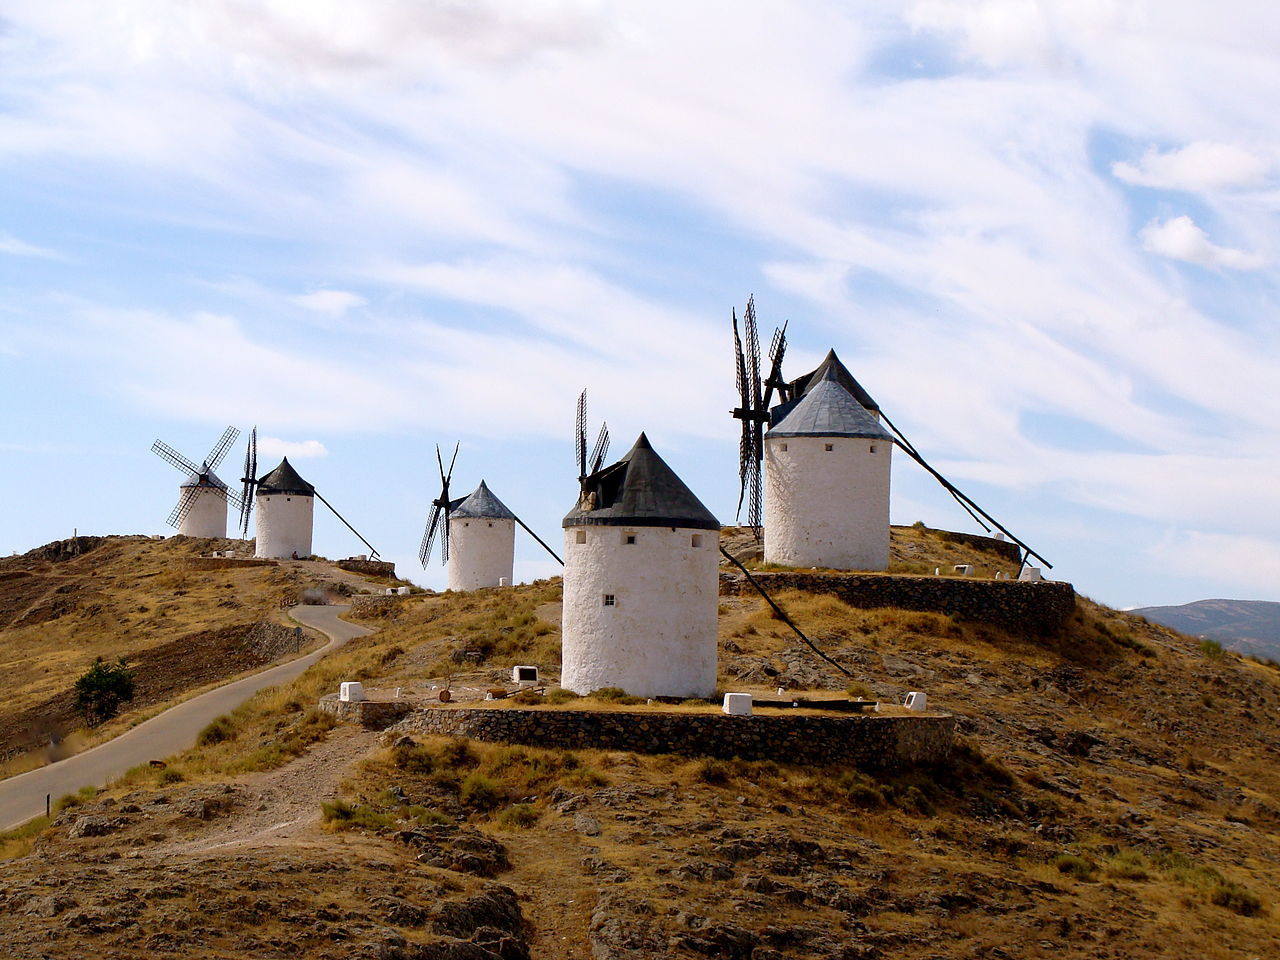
[450,480,516,520]
[772,348,879,425]
[563,433,720,530]
[767,375,894,440]
[255,458,315,496]
[180,466,224,489]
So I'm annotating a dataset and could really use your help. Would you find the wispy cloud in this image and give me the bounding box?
[1139,215,1265,270]
[1113,142,1270,193]
[0,231,61,260]
[291,290,366,317]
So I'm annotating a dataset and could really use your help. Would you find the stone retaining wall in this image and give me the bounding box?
[721,571,1074,635]
[338,558,397,578]
[348,595,409,620]
[393,706,954,771]
[319,695,413,728]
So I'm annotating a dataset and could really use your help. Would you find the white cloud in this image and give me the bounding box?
[0,231,61,259]
[257,437,329,459]
[291,290,367,316]
[1147,530,1280,598]
[1139,215,1265,270]
[1113,142,1269,192]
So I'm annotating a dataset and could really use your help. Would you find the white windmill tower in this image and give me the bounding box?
[729,296,1055,575]
[560,414,721,700]
[420,444,563,591]
[763,363,895,570]
[150,427,243,538]
[235,429,382,562]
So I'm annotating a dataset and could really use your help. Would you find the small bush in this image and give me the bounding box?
[1104,850,1150,881]
[197,716,238,747]
[1211,881,1262,916]
[1054,853,1096,881]
[1200,638,1225,659]
[75,657,136,726]
[321,799,395,831]
[496,803,540,829]
[402,806,453,827]
[695,759,731,785]
[439,738,480,771]
[510,689,543,705]
[845,681,874,700]
[591,687,630,701]
[460,772,505,810]
[546,688,579,705]
[158,768,185,785]
[53,785,99,813]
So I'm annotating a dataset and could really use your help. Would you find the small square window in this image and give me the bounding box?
[624,533,637,545]
[575,530,587,544]
[487,521,493,527]
[779,442,788,452]
[463,521,470,527]
[691,534,703,548]
[824,443,834,452]
[602,594,616,606]
[869,444,877,454]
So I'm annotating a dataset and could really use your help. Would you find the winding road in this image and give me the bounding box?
[0,605,369,832]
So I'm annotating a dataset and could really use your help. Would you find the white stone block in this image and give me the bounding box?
[512,665,539,684]
[499,577,510,587]
[339,681,365,703]
[953,564,973,575]
[722,692,753,716]
[1019,567,1045,582]
[904,691,927,712]
[385,588,394,596]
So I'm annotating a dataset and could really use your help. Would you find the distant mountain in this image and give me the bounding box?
[1132,598,1280,661]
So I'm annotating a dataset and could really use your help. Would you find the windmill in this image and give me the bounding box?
[728,297,1053,570]
[731,296,790,537]
[151,426,244,537]
[235,428,381,560]
[420,443,563,581]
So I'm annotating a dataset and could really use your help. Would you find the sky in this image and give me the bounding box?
[1,1,1278,609]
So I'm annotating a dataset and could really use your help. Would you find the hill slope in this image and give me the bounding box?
[0,535,392,771]
[1133,599,1280,661]
[0,537,1277,958]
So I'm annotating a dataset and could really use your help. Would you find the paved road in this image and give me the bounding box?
[0,605,370,832]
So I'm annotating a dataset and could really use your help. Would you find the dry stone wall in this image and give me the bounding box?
[394,706,954,771]
[721,571,1075,635]
[338,558,397,578]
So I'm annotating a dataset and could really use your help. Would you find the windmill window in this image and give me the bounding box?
[824,443,834,452]
[624,533,637,545]
[691,534,703,548]
[286,496,292,501]
[487,521,493,528]
[779,442,788,451]
[602,594,616,607]
[575,530,587,544]
[870,444,877,454]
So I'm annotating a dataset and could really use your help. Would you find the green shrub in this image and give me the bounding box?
[546,688,579,705]
[158,768,185,785]
[844,681,874,700]
[695,759,731,785]
[1104,849,1150,881]
[321,799,395,831]
[53,785,99,813]
[1054,853,1096,881]
[1211,881,1262,916]
[1200,638,1225,659]
[496,803,540,829]
[197,715,237,746]
[591,687,630,701]
[75,657,136,726]
[460,772,505,810]
[402,806,453,827]
[510,689,543,705]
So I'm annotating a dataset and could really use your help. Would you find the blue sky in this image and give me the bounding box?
[2,1,1279,609]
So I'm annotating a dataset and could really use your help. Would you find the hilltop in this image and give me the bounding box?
[0,535,400,774]
[0,529,1277,959]
[1133,599,1280,662]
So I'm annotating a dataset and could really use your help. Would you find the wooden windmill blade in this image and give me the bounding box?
[204,426,240,473]
[589,422,610,475]
[420,442,459,567]
[575,390,588,481]
[166,486,200,529]
[237,427,257,538]
[151,439,201,477]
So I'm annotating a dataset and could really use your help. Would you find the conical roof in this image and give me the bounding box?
[563,433,719,530]
[180,465,224,489]
[255,458,315,497]
[772,349,879,425]
[450,480,516,520]
[767,375,893,440]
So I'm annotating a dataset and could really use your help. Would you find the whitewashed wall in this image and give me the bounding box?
[255,493,314,559]
[179,486,228,538]
[560,524,719,699]
[447,517,516,591]
[764,435,892,571]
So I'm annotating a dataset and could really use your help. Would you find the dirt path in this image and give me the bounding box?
[152,725,381,858]
[500,814,599,958]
